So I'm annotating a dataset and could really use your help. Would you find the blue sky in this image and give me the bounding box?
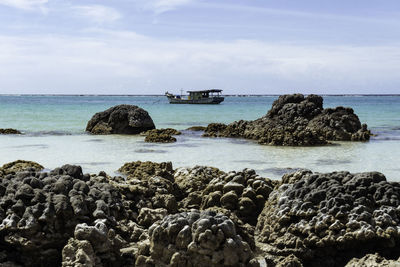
[0,0,399,94]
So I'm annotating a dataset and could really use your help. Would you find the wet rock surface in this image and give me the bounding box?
[256,170,400,266]
[203,94,370,146]
[0,128,21,134]
[86,104,155,135]
[143,128,181,143]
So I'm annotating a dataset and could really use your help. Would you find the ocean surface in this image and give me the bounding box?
[0,95,399,181]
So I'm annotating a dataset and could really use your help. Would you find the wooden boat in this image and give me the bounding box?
[165,89,224,104]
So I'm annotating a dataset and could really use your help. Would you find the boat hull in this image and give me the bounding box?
[167,97,224,104]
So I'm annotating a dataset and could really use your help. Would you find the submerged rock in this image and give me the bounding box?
[185,126,206,131]
[256,170,400,266]
[143,128,181,143]
[86,104,155,135]
[0,128,21,134]
[203,94,370,146]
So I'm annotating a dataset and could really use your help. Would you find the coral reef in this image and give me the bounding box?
[0,160,399,267]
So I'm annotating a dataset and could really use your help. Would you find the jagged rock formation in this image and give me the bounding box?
[86,105,155,135]
[0,128,21,134]
[256,170,400,266]
[203,94,370,146]
[142,128,181,143]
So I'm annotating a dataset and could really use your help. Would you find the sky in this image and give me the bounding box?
[0,0,399,95]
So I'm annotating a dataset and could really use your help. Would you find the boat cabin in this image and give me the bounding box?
[165,89,224,104]
[187,89,222,100]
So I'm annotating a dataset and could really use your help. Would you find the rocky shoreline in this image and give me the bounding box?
[0,160,398,266]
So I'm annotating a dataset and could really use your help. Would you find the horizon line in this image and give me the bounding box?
[1,94,400,97]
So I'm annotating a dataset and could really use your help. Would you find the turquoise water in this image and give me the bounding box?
[0,95,399,181]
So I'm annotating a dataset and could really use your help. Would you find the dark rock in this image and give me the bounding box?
[50,164,83,179]
[137,208,167,227]
[142,128,181,136]
[86,104,155,135]
[203,94,370,146]
[0,128,21,134]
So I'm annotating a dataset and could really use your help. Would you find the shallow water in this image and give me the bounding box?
[0,95,399,181]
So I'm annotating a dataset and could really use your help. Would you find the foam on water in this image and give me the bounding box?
[0,95,399,181]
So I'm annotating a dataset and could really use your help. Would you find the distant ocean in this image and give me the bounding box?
[1,95,399,181]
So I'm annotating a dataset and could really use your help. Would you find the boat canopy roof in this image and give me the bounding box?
[187,89,222,93]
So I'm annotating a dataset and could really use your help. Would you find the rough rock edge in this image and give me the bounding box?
[203,94,371,146]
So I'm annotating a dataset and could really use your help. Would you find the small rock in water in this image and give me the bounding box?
[0,128,21,134]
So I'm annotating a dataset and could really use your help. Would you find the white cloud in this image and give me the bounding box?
[0,0,48,11]
[137,0,196,14]
[72,5,122,24]
[0,31,399,94]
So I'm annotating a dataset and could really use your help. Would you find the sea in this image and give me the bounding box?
[0,95,399,181]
